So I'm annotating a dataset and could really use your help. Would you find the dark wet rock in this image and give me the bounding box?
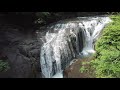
[0,26,43,78]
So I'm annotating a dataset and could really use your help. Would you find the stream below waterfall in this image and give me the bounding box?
[38,16,112,78]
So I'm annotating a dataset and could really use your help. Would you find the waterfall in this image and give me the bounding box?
[40,16,112,78]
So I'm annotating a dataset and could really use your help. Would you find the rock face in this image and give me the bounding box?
[0,25,42,78]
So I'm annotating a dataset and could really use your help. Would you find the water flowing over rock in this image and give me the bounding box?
[39,16,112,78]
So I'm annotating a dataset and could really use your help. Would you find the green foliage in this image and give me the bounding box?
[0,60,10,72]
[80,66,88,73]
[80,14,120,78]
[93,14,120,78]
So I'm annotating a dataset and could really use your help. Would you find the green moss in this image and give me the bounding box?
[0,60,10,72]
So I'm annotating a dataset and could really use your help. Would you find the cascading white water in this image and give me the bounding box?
[79,17,112,57]
[40,16,112,78]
